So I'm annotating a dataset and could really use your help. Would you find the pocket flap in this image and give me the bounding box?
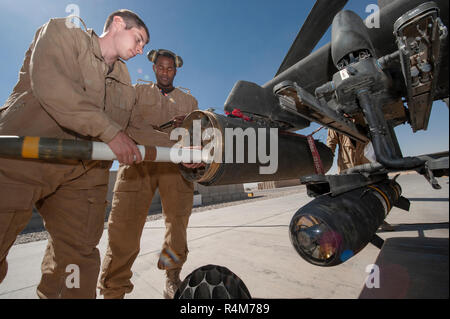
[113,166,143,192]
[0,183,34,211]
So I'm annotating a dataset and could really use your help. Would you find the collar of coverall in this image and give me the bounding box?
[86,29,132,86]
[157,84,175,95]
[87,29,104,61]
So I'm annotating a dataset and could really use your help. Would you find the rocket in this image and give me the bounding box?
[0,135,205,163]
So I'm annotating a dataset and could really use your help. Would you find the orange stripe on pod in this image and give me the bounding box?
[21,136,40,159]
[393,184,401,201]
[367,185,391,212]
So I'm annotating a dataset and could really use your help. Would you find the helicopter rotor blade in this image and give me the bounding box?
[275,0,348,76]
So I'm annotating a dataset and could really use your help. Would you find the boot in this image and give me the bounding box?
[163,269,181,299]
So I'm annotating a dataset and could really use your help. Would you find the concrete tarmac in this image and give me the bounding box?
[0,174,448,299]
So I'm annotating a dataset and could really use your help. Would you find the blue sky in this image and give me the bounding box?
[0,0,448,174]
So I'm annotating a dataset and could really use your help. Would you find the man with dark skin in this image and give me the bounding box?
[154,53,188,127]
[99,50,203,299]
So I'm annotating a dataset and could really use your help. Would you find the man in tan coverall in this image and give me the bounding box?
[326,129,370,173]
[326,129,395,231]
[98,49,199,299]
[0,10,149,298]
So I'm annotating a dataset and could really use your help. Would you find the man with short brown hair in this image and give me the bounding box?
[0,9,148,298]
[104,9,150,40]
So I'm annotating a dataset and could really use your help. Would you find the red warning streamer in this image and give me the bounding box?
[302,126,325,175]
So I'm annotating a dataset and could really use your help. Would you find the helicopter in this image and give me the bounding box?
[177,0,449,267]
[0,0,447,268]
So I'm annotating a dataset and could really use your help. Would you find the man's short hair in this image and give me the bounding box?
[156,51,176,66]
[148,49,183,68]
[104,9,150,44]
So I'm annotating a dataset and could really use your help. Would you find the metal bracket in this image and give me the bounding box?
[416,154,449,189]
[274,81,369,143]
[300,172,388,197]
[423,161,442,190]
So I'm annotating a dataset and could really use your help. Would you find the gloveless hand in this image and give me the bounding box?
[107,131,142,165]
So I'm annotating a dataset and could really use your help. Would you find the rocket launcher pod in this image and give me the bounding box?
[178,110,334,186]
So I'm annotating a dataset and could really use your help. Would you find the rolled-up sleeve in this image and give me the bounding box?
[29,19,121,143]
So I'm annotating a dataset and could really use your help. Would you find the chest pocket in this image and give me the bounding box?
[79,53,105,99]
[105,80,135,130]
[171,94,194,117]
[136,90,172,127]
[161,95,188,122]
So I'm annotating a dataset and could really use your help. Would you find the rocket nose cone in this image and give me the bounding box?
[289,214,341,266]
